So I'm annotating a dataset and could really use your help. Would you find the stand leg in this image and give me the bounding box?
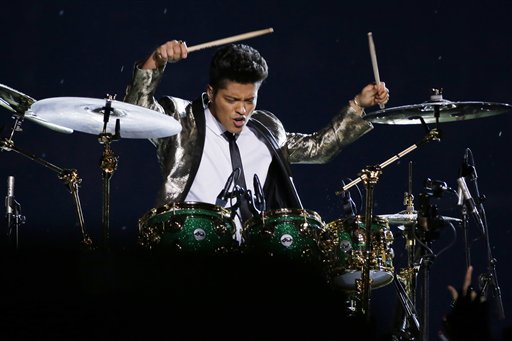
[393,276,421,340]
[98,140,118,250]
[60,170,93,248]
[102,171,112,248]
[420,255,431,341]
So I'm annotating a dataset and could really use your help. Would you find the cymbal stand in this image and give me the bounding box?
[394,161,421,340]
[417,92,442,341]
[357,165,382,320]
[337,129,440,194]
[337,122,441,324]
[97,95,120,250]
[0,129,93,249]
[415,191,446,341]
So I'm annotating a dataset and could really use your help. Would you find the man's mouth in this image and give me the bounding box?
[234,116,245,127]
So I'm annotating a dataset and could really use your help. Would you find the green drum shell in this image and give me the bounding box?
[319,215,394,290]
[242,208,325,263]
[138,201,237,253]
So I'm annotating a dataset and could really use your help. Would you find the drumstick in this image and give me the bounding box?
[187,28,274,52]
[368,32,385,109]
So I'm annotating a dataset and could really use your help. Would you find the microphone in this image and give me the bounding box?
[5,176,14,215]
[215,169,238,207]
[460,148,478,181]
[5,176,14,232]
[253,174,266,212]
[424,178,456,197]
[456,176,485,232]
[340,189,356,217]
[457,185,464,206]
[228,184,244,220]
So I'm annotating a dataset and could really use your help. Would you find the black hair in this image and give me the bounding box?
[208,43,268,89]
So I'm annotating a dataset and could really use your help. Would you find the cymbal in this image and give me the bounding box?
[378,211,462,225]
[364,99,512,125]
[1,84,76,133]
[0,83,36,114]
[28,97,182,139]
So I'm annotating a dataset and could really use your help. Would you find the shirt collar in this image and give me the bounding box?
[205,107,226,136]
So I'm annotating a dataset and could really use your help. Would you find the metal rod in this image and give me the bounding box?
[337,129,440,194]
[1,138,93,247]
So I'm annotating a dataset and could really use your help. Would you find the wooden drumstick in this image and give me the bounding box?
[368,32,385,109]
[187,28,274,52]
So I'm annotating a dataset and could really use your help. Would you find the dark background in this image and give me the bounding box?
[1,1,511,339]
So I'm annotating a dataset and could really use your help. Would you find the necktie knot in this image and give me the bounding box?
[223,131,237,142]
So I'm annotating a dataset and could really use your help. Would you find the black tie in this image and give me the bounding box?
[223,132,252,222]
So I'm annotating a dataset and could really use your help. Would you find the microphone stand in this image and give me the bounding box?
[470,182,505,319]
[480,230,505,320]
[6,196,24,250]
[0,133,93,249]
[459,202,472,269]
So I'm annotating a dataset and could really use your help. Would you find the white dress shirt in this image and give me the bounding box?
[186,108,272,242]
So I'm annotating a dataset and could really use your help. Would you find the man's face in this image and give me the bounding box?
[208,80,260,134]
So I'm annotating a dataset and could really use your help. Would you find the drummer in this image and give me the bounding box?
[123,40,389,242]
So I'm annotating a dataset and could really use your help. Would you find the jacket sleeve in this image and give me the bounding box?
[123,63,167,113]
[285,106,373,164]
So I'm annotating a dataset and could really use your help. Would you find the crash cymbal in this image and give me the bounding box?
[0,84,76,134]
[364,99,512,125]
[28,97,182,139]
[0,83,36,114]
[378,210,462,225]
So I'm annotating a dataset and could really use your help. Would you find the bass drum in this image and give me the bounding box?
[319,215,394,290]
[138,201,238,253]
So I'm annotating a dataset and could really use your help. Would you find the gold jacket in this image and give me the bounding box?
[124,66,373,209]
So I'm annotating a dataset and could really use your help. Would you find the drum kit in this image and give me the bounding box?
[1,82,510,340]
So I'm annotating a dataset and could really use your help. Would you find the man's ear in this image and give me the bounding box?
[207,85,214,101]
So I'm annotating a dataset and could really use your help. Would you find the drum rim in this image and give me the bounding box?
[138,201,233,226]
[326,214,389,227]
[260,208,323,221]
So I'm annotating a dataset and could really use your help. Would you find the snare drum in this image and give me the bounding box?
[242,208,325,263]
[319,215,394,290]
[138,202,238,253]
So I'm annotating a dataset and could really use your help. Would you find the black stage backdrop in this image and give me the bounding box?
[1,1,511,339]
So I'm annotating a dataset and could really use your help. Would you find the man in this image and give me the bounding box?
[122,40,390,336]
[124,40,389,238]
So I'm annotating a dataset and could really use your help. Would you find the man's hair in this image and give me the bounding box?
[208,43,268,89]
